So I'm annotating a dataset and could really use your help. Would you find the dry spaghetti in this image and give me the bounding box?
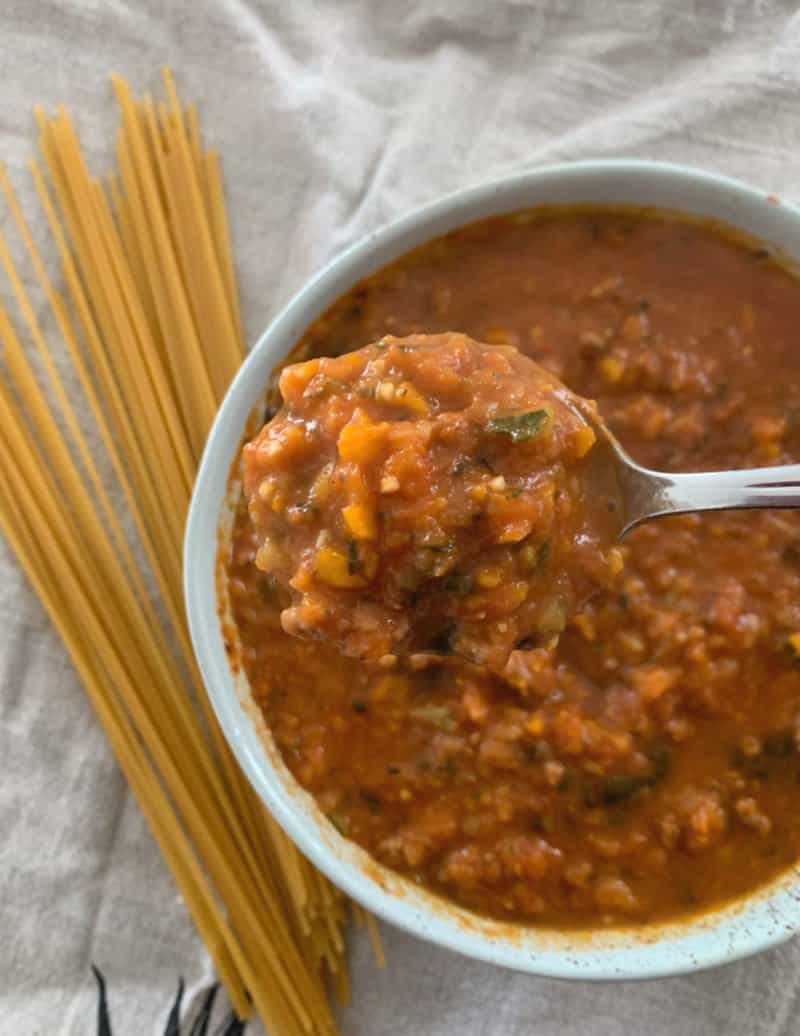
[0,68,381,1033]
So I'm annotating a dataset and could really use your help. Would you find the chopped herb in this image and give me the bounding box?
[417,544,456,578]
[600,774,647,805]
[440,758,458,778]
[591,744,670,806]
[451,457,470,476]
[442,570,473,594]
[557,767,577,792]
[515,636,537,651]
[531,814,554,834]
[427,622,459,655]
[617,592,630,609]
[783,543,800,565]
[347,540,361,575]
[729,737,791,779]
[752,247,771,261]
[257,576,279,602]
[409,704,456,731]
[309,375,348,398]
[537,597,568,637]
[731,746,771,780]
[352,699,368,714]
[537,540,551,569]
[764,730,794,758]
[361,791,382,813]
[648,743,671,782]
[486,408,551,443]
[386,764,401,775]
[327,812,350,835]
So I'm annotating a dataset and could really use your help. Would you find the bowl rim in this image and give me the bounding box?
[185,158,800,981]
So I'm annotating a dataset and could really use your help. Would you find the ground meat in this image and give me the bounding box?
[677,788,728,852]
[735,797,772,836]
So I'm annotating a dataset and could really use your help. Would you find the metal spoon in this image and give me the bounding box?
[585,410,800,539]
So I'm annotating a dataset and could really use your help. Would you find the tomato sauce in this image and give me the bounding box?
[225,208,800,926]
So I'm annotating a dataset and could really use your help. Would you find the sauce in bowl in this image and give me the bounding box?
[225,206,800,927]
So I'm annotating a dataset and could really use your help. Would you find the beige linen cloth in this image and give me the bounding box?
[4,1,800,1032]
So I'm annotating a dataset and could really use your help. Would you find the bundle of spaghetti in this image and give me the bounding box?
[0,68,382,1033]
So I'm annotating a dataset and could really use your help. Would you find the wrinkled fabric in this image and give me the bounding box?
[4,1,800,1032]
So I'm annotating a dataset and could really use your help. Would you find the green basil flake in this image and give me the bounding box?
[327,812,350,835]
[442,570,473,594]
[309,375,348,398]
[361,791,382,813]
[514,636,537,651]
[347,540,361,575]
[427,621,459,656]
[647,743,671,782]
[600,774,646,805]
[409,704,456,731]
[783,543,800,565]
[764,730,794,757]
[596,745,671,806]
[486,408,551,443]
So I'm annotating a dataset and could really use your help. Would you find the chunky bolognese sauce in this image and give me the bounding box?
[242,333,621,668]
[226,208,800,926]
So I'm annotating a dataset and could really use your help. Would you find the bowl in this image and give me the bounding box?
[185,159,800,980]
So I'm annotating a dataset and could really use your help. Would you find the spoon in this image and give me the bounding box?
[583,408,800,539]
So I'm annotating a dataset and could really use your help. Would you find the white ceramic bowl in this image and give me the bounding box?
[185,159,800,980]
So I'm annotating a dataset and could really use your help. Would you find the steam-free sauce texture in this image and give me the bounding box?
[227,208,800,926]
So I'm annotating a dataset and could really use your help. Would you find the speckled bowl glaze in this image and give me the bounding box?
[185,160,800,979]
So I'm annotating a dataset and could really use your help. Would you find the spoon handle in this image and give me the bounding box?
[621,463,800,535]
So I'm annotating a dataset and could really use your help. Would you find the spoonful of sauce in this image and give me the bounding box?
[242,332,622,668]
[241,332,800,668]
